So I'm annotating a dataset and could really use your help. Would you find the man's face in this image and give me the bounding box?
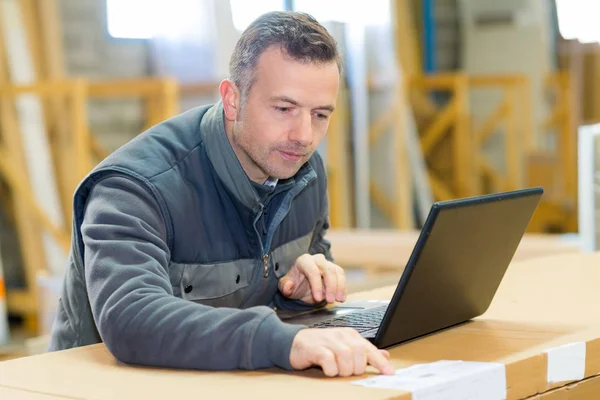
[229,47,339,182]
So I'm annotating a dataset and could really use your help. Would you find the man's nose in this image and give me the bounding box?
[288,112,313,147]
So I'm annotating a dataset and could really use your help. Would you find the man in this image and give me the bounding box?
[49,11,394,378]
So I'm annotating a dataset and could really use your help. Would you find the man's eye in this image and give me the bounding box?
[276,107,291,113]
[315,113,329,120]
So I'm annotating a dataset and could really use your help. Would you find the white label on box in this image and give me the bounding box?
[352,360,506,400]
[544,342,586,383]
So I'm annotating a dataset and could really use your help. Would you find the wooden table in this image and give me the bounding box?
[1,252,598,400]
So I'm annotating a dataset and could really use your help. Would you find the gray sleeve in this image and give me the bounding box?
[82,175,304,371]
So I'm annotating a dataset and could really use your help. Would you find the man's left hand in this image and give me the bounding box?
[278,254,346,304]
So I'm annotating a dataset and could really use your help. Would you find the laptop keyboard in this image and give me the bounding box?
[310,305,388,333]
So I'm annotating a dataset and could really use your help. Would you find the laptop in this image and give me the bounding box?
[279,187,544,349]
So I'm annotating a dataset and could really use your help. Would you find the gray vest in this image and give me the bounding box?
[48,102,330,350]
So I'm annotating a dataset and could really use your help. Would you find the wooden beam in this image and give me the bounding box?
[452,74,477,197]
[36,0,72,229]
[428,172,454,201]
[391,96,414,230]
[87,78,175,97]
[180,82,219,95]
[327,85,351,228]
[474,95,509,145]
[420,99,456,154]
[70,80,92,197]
[505,85,521,190]
[0,11,45,324]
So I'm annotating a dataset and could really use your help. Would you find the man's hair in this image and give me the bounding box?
[229,11,342,104]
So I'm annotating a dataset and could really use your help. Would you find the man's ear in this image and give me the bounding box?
[219,79,240,121]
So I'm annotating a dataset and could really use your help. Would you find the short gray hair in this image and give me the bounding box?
[229,11,342,104]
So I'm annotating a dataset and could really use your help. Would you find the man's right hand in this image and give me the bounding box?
[289,328,395,377]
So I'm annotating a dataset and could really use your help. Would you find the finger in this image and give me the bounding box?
[334,265,347,302]
[297,256,324,302]
[366,344,395,375]
[313,256,338,303]
[351,342,368,376]
[330,343,354,377]
[283,280,295,296]
[315,348,338,377]
[380,349,391,360]
[277,275,290,293]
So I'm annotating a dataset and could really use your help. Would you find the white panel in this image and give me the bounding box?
[353,360,507,400]
[545,342,586,383]
[578,123,600,252]
[345,23,371,228]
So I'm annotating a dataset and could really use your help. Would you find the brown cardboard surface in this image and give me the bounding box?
[327,230,580,269]
[526,375,600,399]
[0,386,72,400]
[0,251,598,400]
[0,345,409,400]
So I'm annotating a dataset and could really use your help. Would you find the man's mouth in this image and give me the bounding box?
[278,150,306,162]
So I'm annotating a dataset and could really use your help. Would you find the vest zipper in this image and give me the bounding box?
[262,254,270,278]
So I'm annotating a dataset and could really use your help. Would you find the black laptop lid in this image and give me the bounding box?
[375,187,544,348]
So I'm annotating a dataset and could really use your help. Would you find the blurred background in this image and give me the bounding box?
[0,0,598,358]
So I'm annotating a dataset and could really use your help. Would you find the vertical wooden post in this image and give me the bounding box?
[505,84,520,190]
[392,94,414,229]
[327,86,350,228]
[36,0,72,229]
[521,77,536,154]
[0,6,44,329]
[453,74,476,197]
[70,79,92,198]
[160,77,180,120]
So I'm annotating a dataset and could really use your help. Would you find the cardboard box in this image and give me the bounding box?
[0,252,598,400]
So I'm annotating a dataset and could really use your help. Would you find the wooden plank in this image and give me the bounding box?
[391,87,414,230]
[0,15,45,324]
[453,74,477,197]
[475,95,509,145]
[0,0,67,279]
[69,80,92,200]
[505,84,521,190]
[36,0,72,229]
[420,98,456,154]
[327,85,351,228]
[87,79,173,97]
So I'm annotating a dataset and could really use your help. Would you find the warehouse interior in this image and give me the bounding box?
[0,0,599,369]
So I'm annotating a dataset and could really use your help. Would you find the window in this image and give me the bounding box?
[293,0,390,25]
[229,0,285,32]
[106,0,204,40]
[556,0,600,43]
